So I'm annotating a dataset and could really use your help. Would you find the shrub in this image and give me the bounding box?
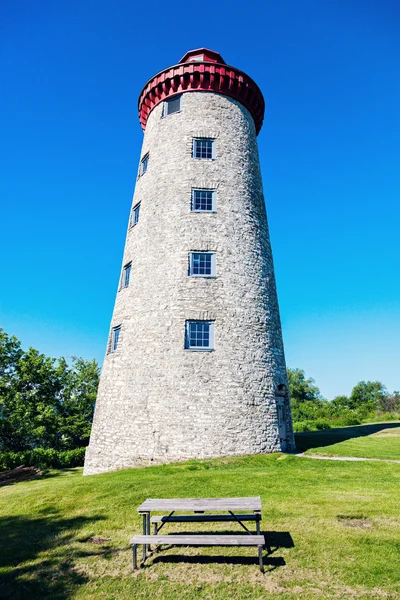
[373,412,400,422]
[0,447,86,471]
[314,420,331,430]
[341,416,362,426]
[293,421,312,433]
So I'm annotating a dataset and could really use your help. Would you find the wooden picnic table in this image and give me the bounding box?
[137,496,262,513]
[135,496,264,569]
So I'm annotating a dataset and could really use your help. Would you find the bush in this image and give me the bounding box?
[314,420,331,430]
[341,416,362,426]
[0,447,86,471]
[293,421,312,432]
[373,412,400,422]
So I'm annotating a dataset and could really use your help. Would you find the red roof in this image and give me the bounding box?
[179,48,226,64]
[138,49,265,135]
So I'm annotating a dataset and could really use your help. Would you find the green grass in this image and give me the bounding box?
[1,429,400,599]
[297,422,400,460]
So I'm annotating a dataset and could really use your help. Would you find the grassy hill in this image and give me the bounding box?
[1,425,400,599]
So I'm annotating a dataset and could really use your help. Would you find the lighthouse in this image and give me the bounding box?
[84,49,295,475]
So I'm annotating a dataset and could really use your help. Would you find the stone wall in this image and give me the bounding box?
[84,91,295,475]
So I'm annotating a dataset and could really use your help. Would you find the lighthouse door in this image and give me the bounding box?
[276,396,287,452]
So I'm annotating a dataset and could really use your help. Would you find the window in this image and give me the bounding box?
[185,321,214,350]
[131,203,141,226]
[122,262,131,288]
[192,189,216,212]
[139,153,149,176]
[163,94,182,116]
[189,252,216,277]
[110,326,121,353]
[192,138,215,160]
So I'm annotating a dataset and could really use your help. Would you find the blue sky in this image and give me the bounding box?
[1,0,399,399]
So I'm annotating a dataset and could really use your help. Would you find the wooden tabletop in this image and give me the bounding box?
[137,496,262,513]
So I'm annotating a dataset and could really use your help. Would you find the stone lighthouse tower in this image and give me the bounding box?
[84,49,295,475]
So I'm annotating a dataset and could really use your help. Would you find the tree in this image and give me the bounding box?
[6,346,62,450]
[349,381,387,413]
[0,328,99,452]
[331,395,350,407]
[287,368,322,404]
[377,391,400,414]
[330,395,351,414]
[287,368,327,423]
[0,330,24,448]
[58,357,100,448]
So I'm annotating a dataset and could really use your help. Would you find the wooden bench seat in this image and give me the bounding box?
[130,534,266,572]
[150,513,261,524]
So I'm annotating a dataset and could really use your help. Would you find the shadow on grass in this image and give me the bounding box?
[266,530,295,552]
[151,553,286,571]
[295,421,400,453]
[148,530,293,573]
[0,510,105,600]
[0,467,81,489]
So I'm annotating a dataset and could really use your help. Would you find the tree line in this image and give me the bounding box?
[288,368,400,432]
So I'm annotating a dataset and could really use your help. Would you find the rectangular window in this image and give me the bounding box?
[122,262,131,288]
[163,94,182,116]
[192,138,215,160]
[189,252,216,277]
[131,202,141,226]
[139,153,149,176]
[192,189,216,212]
[185,321,214,350]
[110,326,121,352]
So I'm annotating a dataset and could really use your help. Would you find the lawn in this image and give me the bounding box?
[1,430,400,599]
[297,421,400,460]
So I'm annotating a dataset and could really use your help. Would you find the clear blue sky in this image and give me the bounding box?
[1,0,399,399]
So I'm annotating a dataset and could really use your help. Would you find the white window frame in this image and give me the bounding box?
[110,325,121,353]
[122,262,131,288]
[188,252,216,277]
[163,94,182,117]
[191,188,216,212]
[131,202,141,227]
[138,153,149,177]
[192,138,216,160]
[185,320,215,351]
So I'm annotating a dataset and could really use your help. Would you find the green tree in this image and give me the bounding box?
[349,381,387,414]
[0,330,24,448]
[58,356,100,448]
[10,346,62,450]
[287,368,328,424]
[287,368,322,404]
[0,328,99,452]
[330,395,351,414]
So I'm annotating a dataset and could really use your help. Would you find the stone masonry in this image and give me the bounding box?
[84,52,295,475]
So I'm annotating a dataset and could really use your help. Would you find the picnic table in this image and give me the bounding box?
[131,496,266,572]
